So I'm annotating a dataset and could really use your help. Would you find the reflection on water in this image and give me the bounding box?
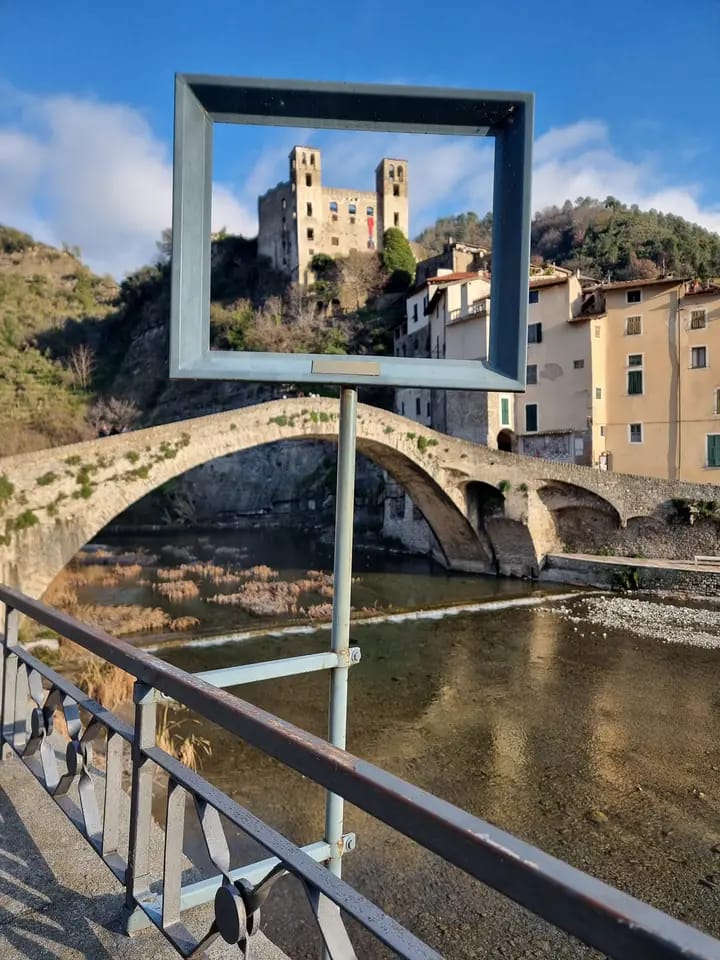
[88,532,720,958]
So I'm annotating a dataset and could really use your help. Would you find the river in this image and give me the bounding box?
[71,530,720,958]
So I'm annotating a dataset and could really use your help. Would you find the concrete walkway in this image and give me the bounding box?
[0,751,290,959]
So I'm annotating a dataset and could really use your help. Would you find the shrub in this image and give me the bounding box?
[14,509,39,530]
[0,473,14,504]
[498,479,512,494]
[36,471,58,486]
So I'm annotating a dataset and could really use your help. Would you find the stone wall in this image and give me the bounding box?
[542,554,720,595]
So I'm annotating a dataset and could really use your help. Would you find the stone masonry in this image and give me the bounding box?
[1,399,719,598]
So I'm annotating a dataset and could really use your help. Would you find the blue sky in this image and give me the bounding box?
[1,0,718,277]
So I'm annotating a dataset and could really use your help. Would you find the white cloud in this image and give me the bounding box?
[0,89,256,277]
[1,87,718,278]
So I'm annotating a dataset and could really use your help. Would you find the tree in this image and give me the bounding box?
[339,250,386,309]
[88,396,139,433]
[381,228,416,290]
[69,344,95,389]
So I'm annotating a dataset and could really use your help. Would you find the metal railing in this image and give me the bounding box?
[2,583,720,959]
[447,300,488,324]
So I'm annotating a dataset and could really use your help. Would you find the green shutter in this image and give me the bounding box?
[501,398,509,426]
[628,370,643,395]
[708,435,720,468]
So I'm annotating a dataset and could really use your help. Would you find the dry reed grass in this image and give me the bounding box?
[156,704,211,772]
[73,604,171,635]
[169,616,201,632]
[156,568,187,581]
[153,579,200,601]
[76,658,135,709]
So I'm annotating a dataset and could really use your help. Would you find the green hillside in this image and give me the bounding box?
[415,197,720,281]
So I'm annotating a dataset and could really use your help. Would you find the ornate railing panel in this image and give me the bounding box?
[2,584,720,959]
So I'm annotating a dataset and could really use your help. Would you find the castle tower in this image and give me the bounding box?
[290,146,323,284]
[375,158,409,248]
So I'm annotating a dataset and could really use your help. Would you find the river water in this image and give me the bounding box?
[79,530,720,958]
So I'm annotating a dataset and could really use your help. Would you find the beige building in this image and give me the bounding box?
[519,269,592,463]
[257,146,408,285]
[589,278,720,482]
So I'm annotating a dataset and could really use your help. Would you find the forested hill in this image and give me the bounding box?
[415,197,720,281]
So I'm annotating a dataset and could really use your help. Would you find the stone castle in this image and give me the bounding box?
[258,146,409,285]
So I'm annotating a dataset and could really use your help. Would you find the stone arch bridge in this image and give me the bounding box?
[1,398,717,598]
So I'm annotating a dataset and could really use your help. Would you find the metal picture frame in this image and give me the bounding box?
[169,74,533,390]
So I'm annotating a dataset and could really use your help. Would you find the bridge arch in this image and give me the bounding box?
[535,480,622,554]
[0,399,492,598]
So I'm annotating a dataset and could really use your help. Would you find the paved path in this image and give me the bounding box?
[0,751,290,959]
[553,552,720,572]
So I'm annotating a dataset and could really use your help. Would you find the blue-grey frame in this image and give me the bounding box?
[170,74,533,391]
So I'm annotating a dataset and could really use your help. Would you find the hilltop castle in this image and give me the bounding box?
[258,146,409,285]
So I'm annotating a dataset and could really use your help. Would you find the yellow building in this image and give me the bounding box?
[589,278,720,482]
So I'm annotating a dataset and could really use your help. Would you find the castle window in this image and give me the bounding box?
[348,203,356,215]
[397,165,404,181]
[281,198,287,210]
[301,152,307,165]
[306,202,312,216]
[329,201,338,212]
[332,214,338,222]
[305,174,312,187]
[393,184,400,197]
[310,153,315,166]
[388,164,395,179]
[350,218,356,225]
[307,228,314,240]
[331,237,339,246]
[393,212,400,227]
[367,206,374,216]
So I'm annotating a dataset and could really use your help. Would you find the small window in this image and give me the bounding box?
[626,315,642,335]
[305,173,312,187]
[529,289,539,304]
[366,206,374,216]
[348,203,357,215]
[629,423,643,443]
[332,214,338,222]
[306,202,312,216]
[526,364,538,385]
[401,401,405,415]
[329,201,338,212]
[331,237,339,247]
[708,434,720,467]
[691,346,707,368]
[528,322,542,344]
[715,389,720,416]
[393,184,400,197]
[281,198,287,210]
[397,165,404,181]
[595,387,602,400]
[308,248,314,256]
[310,153,315,166]
[628,370,643,395]
[301,152,307,165]
[691,309,706,330]
[628,354,643,367]
[501,397,510,426]
[525,403,538,433]
[350,217,356,225]
[306,228,314,240]
[412,303,418,323]
[573,359,585,369]
[626,289,642,304]
[415,397,421,415]
[393,212,400,227]
[600,426,605,437]
[426,401,431,417]
[388,164,395,179]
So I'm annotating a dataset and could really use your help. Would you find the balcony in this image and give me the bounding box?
[448,300,488,325]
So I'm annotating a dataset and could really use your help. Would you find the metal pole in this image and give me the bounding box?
[324,387,357,888]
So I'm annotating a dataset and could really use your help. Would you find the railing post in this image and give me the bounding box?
[1,604,19,761]
[324,387,357,884]
[124,680,156,934]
